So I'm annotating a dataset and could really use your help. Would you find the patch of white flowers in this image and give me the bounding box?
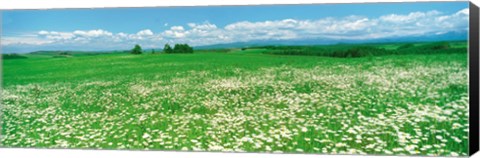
[0,56,468,157]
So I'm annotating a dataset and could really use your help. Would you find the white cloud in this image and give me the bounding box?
[38,30,49,35]
[171,26,185,31]
[2,36,53,45]
[379,11,441,23]
[136,29,154,36]
[37,31,76,40]
[1,8,469,53]
[457,8,469,16]
[73,29,113,37]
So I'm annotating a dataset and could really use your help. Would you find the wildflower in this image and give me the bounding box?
[142,133,151,139]
[411,139,420,144]
[451,152,459,156]
[265,146,272,151]
[393,148,404,152]
[452,123,462,129]
[301,127,308,132]
[452,136,462,143]
[335,143,347,148]
[384,150,393,154]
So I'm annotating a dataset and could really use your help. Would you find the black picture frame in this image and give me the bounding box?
[469,1,479,156]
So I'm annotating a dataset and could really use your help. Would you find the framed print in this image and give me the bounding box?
[1,1,479,157]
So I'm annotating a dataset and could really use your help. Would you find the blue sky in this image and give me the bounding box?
[1,2,469,53]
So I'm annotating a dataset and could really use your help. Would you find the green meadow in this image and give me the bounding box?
[1,41,469,156]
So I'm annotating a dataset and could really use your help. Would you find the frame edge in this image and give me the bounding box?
[469,1,479,156]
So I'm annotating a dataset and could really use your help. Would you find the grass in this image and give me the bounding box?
[0,41,469,156]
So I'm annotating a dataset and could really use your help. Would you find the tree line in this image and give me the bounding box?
[260,42,462,58]
[130,43,194,54]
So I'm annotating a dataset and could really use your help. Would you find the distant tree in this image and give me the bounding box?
[3,53,28,60]
[173,43,194,53]
[164,44,173,54]
[59,52,70,55]
[173,44,181,53]
[151,49,155,54]
[131,44,142,54]
[430,42,450,50]
[397,43,415,50]
[186,44,194,53]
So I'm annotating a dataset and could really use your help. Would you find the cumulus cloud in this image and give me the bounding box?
[163,26,186,38]
[37,31,75,40]
[73,29,113,37]
[1,8,469,53]
[379,11,441,23]
[136,29,154,36]
[2,36,54,46]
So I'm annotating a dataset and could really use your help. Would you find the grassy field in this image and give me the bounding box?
[1,42,469,156]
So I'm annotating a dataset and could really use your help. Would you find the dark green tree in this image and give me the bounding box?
[173,44,182,53]
[172,43,193,53]
[164,44,173,54]
[131,44,142,54]
[186,44,194,53]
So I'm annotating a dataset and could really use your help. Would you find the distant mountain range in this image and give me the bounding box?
[194,31,467,49]
[3,31,467,54]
